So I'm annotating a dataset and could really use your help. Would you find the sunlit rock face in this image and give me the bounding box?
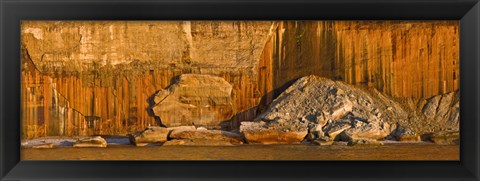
[21,21,273,72]
[152,74,234,128]
[259,21,459,101]
[20,21,459,138]
[21,21,273,137]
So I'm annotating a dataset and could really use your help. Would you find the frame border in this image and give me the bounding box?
[1,0,479,180]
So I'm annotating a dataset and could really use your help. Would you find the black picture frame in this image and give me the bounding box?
[1,0,479,180]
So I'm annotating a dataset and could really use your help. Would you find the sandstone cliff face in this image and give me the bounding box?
[21,21,273,137]
[22,21,272,72]
[258,21,459,107]
[21,21,459,138]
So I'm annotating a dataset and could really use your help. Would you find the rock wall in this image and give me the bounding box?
[21,21,273,137]
[258,21,459,105]
[21,21,459,138]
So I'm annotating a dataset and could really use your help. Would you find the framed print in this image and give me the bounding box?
[1,0,479,180]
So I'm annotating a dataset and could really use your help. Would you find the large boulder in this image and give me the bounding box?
[169,129,244,145]
[128,126,169,146]
[240,121,308,144]
[73,136,107,148]
[152,74,234,129]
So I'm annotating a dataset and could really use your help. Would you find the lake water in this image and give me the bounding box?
[22,143,459,160]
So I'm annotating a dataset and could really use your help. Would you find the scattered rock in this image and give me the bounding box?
[305,133,316,141]
[396,135,421,142]
[312,140,334,146]
[169,129,244,145]
[32,143,55,148]
[323,121,352,140]
[347,139,384,146]
[128,126,169,146]
[152,74,234,129]
[73,136,107,148]
[163,139,238,146]
[428,131,459,145]
[341,122,390,141]
[253,75,409,142]
[392,126,421,142]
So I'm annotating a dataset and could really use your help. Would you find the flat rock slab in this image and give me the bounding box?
[169,129,244,145]
[429,131,459,145]
[129,126,169,146]
[163,139,238,146]
[73,136,107,148]
[396,135,421,142]
[240,121,308,144]
[152,74,234,129]
[340,123,390,141]
[347,139,384,146]
[32,143,56,149]
[312,140,334,146]
[167,126,196,138]
[242,130,308,144]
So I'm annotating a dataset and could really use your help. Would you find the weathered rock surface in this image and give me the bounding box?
[163,139,239,146]
[340,121,393,141]
[347,139,384,146]
[21,21,459,138]
[421,91,460,129]
[427,131,459,145]
[152,74,234,128]
[73,136,107,148]
[323,120,352,140]
[167,126,197,137]
[391,125,421,142]
[240,121,308,144]
[312,140,334,146]
[32,143,56,149]
[169,129,244,145]
[128,127,169,146]
[252,75,407,142]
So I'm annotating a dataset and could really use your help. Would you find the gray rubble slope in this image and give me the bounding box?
[242,75,459,142]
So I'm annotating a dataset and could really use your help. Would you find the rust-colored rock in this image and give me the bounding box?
[240,121,308,144]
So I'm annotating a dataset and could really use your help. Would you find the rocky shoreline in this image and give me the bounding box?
[23,75,459,148]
